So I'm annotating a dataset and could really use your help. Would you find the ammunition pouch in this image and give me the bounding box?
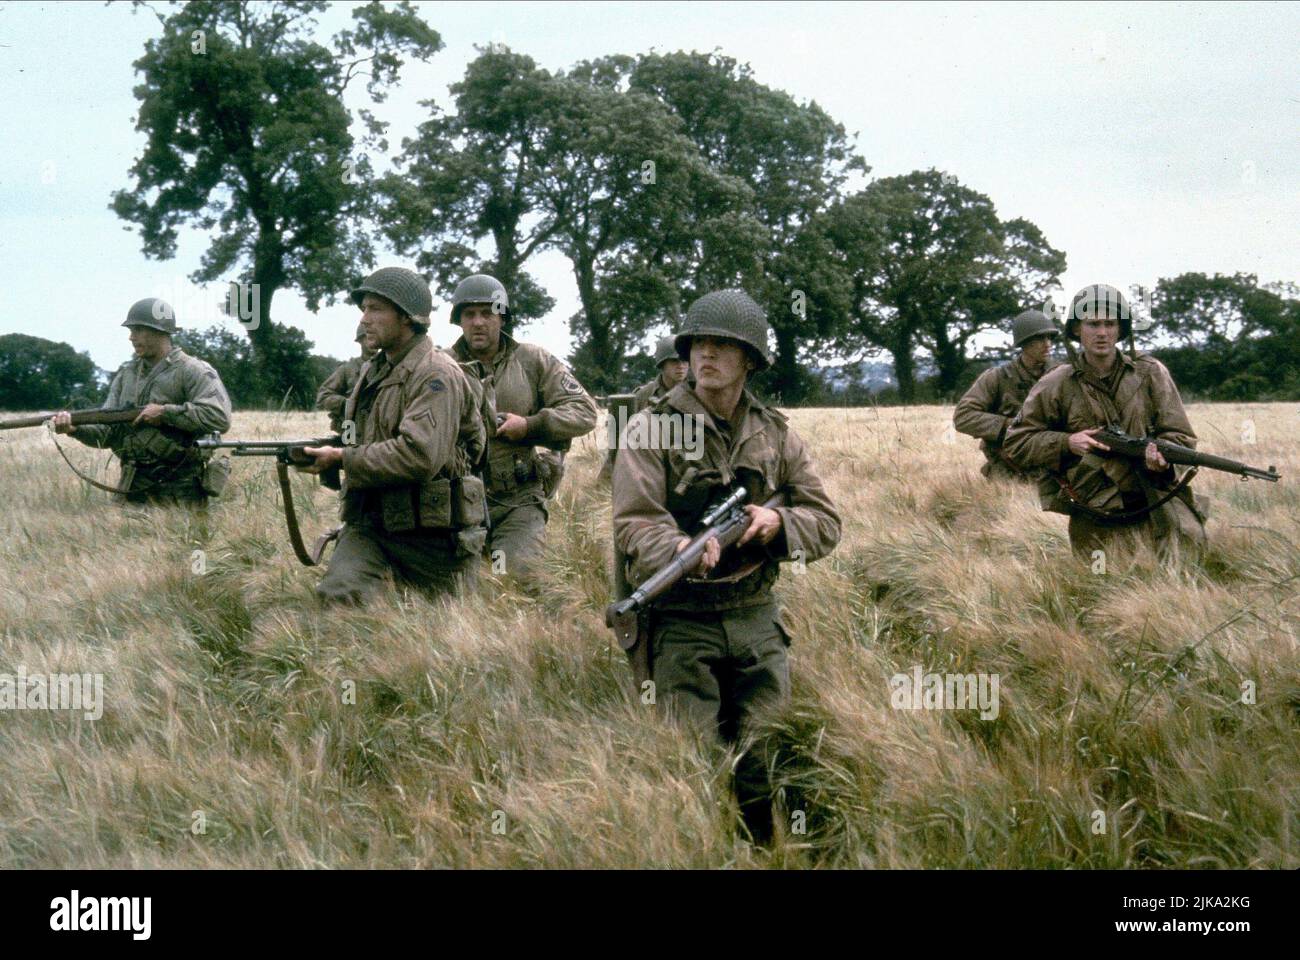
[487,444,538,492]
[117,424,191,465]
[378,475,486,535]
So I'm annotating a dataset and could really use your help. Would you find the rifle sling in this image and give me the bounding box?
[274,460,339,567]
[49,429,198,497]
[1057,467,1198,525]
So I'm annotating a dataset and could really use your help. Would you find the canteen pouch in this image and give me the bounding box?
[201,454,232,497]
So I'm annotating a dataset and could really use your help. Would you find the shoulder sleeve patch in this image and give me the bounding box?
[429,379,445,393]
[560,372,581,393]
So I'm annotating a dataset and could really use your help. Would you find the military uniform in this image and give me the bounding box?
[1003,286,1206,561]
[72,347,232,504]
[316,269,488,604]
[612,289,841,842]
[316,323,372,434]
[316,356,364,434]
[450,331,597,577]
[632,370,676,412]
[953,356,1057,481]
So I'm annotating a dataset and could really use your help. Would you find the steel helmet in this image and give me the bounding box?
[450,273,510,325]
[675,289,773,370]
[122,297,178,335]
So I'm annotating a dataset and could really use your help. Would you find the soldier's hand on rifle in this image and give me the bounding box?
[495,412,529,441]
[50,411,76,434]
[132,403,167,426]
[1068,427,1110,457]
[738,504,782,546]
[1144,441,1169,472]
[678,535,721,576]
[297,446,343,474]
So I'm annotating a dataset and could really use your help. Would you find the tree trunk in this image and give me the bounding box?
[891,340,916,403]
[772,327,803,405]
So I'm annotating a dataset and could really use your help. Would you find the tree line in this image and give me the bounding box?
[5,2,1295,410]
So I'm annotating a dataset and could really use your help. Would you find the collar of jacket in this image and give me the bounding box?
[134,346,184,374]
[661,382,784,448]
[452,330,517,371]
[1070,348,1132,381]
[372,333,430,383]
[1011,354,1049,384]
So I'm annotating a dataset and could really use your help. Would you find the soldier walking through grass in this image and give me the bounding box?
[1004,284,1207,561]
[298,268,488,604]
[53,297,232,508]
[953,309,1059,482]
[448,273,598,585]
[612,288,841,844]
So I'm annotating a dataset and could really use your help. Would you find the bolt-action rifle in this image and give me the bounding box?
[1093,426,1280,482]
[0,407,147,431]
[196,434,347,566]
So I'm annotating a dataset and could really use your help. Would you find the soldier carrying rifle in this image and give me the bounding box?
[51,298,232,507]
[611,288,841,844]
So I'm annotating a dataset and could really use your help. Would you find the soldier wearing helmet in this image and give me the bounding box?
[53,297,232,506]
[611,288,841,844]
[296,267,488,604]
[446,273,598,585]
[600,333,690,480]
[1004,284,1206,561]
[633,335,690,410]
[315,322,377,434]
[953,308,1060,482]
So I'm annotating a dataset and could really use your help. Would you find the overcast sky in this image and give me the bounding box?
[1,0,1295,375]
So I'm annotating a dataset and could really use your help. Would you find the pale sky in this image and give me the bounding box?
[1,0,1295,376]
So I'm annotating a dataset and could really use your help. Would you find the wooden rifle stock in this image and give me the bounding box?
[0,407,146,431]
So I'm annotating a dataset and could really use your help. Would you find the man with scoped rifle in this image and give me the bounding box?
[1004,283,1280,562]
[610,289,841,844]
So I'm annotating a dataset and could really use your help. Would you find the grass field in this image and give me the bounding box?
[0,402,1296,868]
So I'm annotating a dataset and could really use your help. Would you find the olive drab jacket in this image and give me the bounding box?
[450,332,598,496]
[953,356,1056,478]
[612,383,841,612]
[340,333,486,534]
[315,356,365,433]
[632,371,675,412]
[1003,351,1199,517]
[72,347,232,462]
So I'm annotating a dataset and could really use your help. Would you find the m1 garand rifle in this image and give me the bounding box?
[606,486,784,690]
[0,407,148,431]
[196,434,347,566]
[1093,426,1280,482]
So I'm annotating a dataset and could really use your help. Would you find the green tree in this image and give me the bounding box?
[378,47,559,330]
[0,335,105,410]
[112,0,441,405]
[825,170,1065,401]
[613,51,864,402]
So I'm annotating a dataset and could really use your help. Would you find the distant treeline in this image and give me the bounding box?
[4,268,1295,412]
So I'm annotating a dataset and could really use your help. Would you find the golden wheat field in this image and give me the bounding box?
[0,402,1296,868]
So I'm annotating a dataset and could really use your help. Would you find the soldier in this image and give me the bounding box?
[953,309,1059,482]
[447,273,598,581]
[1004,284,1206,561]
[53,298,232,507]
[633,335,690,410]
[315,322,377,434]
[600,335,690,480]
[612,289,841,844]
[297,267,488,604]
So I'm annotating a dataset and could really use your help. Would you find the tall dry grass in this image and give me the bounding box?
[0,402,1295,867]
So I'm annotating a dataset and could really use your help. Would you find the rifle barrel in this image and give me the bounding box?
[0,407,144,431]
